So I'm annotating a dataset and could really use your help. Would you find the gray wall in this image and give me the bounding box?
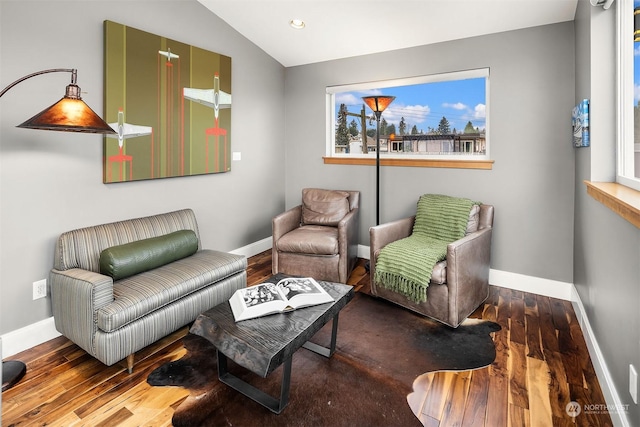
[574,1,640,425]
[4,2,637,422]
[284,22,576,283]
[0,0,286,334]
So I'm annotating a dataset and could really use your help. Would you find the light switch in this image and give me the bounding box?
[232,152,241,161]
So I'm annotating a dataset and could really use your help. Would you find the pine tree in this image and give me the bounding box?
[399,117,407,135]
[437,116,451,135]
[387,123,396,136]
[336,104,350,148]
[411,125,418,135]
[348,119,359,137]
[463,121,476,134]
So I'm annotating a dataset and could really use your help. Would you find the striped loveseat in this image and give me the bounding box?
[50,209,247,373]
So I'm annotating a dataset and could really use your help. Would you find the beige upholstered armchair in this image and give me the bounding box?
[370,195,493,327]
[272,188,360,283]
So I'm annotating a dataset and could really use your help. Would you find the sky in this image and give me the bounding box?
[335,77,487,135]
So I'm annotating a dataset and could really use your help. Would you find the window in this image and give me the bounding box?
[326,69,490,163]
[618,0,640,190]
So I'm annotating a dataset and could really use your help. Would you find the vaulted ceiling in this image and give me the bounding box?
[198,0,579,67]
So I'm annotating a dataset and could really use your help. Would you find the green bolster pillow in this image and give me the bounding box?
[99,230,198,280]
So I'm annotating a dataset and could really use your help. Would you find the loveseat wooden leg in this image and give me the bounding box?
[126,354,134,374]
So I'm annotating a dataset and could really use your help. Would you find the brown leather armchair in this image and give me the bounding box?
[272,188,360,283]
[369,203,494,327]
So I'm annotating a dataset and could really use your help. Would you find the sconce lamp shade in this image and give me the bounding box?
[1,68,115,134]
[362,96,396,115]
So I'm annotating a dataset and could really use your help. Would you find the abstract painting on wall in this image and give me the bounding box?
[103,20,232,183]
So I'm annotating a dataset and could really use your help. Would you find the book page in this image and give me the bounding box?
[276,277,333,309]
[230,283,288,321]
[242,282,285,307]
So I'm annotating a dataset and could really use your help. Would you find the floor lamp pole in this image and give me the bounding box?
[362,95,394,272]
[375,113,381,226]
[1,69,115,394]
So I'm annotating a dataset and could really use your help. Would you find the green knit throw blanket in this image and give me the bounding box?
[374,194,478,303]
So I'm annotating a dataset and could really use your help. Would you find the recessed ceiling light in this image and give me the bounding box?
[289,19,305,30]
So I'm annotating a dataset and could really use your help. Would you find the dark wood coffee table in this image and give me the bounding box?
[189,276,354,414]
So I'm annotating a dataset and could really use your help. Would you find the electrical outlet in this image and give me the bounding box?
[32,279,47,300]
[630,364,638,404]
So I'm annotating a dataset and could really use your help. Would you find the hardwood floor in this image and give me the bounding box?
[2,251,613,426]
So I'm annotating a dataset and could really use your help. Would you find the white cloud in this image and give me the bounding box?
[386,104,431,125]
[358,89,383,96]
[635,84,640,103]
[335,93,362,106]
[443,102,467,110]
[635,45,640,56]
[335,89,385,108]
[474,103,486,119]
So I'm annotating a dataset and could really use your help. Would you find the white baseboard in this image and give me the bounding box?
[1,240,626,426]
[357,244,370,260]
[229,236,272,258]
[2,317,60,359]
[488,269,575,301]
[570,289,630,427]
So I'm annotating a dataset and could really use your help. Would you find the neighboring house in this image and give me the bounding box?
[386,133,487,155]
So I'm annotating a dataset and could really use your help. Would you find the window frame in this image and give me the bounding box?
[325,68,491,164]
[584,0,640,231]
[617,0,640,191]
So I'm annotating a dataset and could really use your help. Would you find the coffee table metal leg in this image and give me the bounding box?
[302,313,339,358]
[217,350,292,414]
[216,313,340,414]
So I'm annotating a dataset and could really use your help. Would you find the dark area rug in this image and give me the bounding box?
[148,292,500,427]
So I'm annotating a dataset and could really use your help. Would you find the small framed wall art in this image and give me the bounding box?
[572,99,589,148]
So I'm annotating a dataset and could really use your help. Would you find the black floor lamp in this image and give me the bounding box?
[362,95,395,271]
[362,95,395,225]
[1,68,115,392]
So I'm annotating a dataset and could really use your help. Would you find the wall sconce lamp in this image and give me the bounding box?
[0,68,115,134]
[590,0,614,10]
[362,95,395,226]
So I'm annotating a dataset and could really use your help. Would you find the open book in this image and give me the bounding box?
[229,277,334,322]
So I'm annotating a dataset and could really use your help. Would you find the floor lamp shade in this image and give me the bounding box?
[18,94,114,133]
[362,96,396,116]
[0,68,115,134]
